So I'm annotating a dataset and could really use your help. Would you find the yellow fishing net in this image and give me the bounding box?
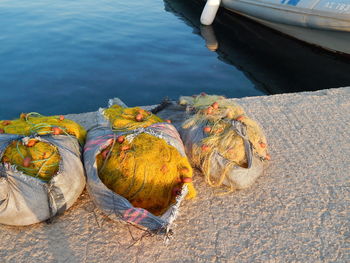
[0,112,86,181]
[104,105,164,131]
[98,105,196,215]
[1,139,60,181]
[0,113,86,144]
[180,94,269,188]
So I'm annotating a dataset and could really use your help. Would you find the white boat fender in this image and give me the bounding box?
[200,0,221,26]
[200,25,219,51]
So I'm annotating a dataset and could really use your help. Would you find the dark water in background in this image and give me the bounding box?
[1,0,350,119]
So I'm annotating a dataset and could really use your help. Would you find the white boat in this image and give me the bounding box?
[201,0,350,55]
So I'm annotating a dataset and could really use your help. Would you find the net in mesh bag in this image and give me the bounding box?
[0,134,85,226]
[158,94,270,191]
[0,113,86,226]
[83,102,196,235]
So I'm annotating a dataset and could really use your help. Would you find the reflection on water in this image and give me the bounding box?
[200,25,219,51]
[165,0,350,94]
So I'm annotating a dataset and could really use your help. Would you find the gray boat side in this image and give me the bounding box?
[221,0,350,31]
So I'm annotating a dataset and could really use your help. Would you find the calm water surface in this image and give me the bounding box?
[1,0,350,119]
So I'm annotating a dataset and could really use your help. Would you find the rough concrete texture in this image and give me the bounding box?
[1,87,349,262]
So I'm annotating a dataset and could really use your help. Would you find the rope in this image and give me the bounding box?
[16,141,25,159]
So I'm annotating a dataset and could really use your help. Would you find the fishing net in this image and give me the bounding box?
[0,112,86,144]
[0,112,86,181]
[176,94,269,191]
[104,106,164,131]
[84,103,196,233]
[97,132,195,215]
[1,139,60,181]
[0,113,86,226]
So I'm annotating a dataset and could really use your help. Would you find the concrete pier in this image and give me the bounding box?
[1,87,349,262]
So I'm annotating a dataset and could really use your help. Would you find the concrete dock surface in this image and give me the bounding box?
[1,87,349,262]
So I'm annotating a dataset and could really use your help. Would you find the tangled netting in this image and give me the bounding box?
[0,113,86,181]
[2,139,60,181]
[104,106,164,131]
[0,112,86,144]
[97,105,196,215]
[179,94,269,190]
[0,112,86,226]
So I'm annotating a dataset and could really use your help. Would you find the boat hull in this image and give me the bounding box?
[220,0,350,55]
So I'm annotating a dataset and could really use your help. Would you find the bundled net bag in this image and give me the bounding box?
[84,102,196,234]
[0,113,86,225]
[175,94,270,191]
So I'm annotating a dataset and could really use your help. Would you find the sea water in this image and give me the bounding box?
[1,0,349,119]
